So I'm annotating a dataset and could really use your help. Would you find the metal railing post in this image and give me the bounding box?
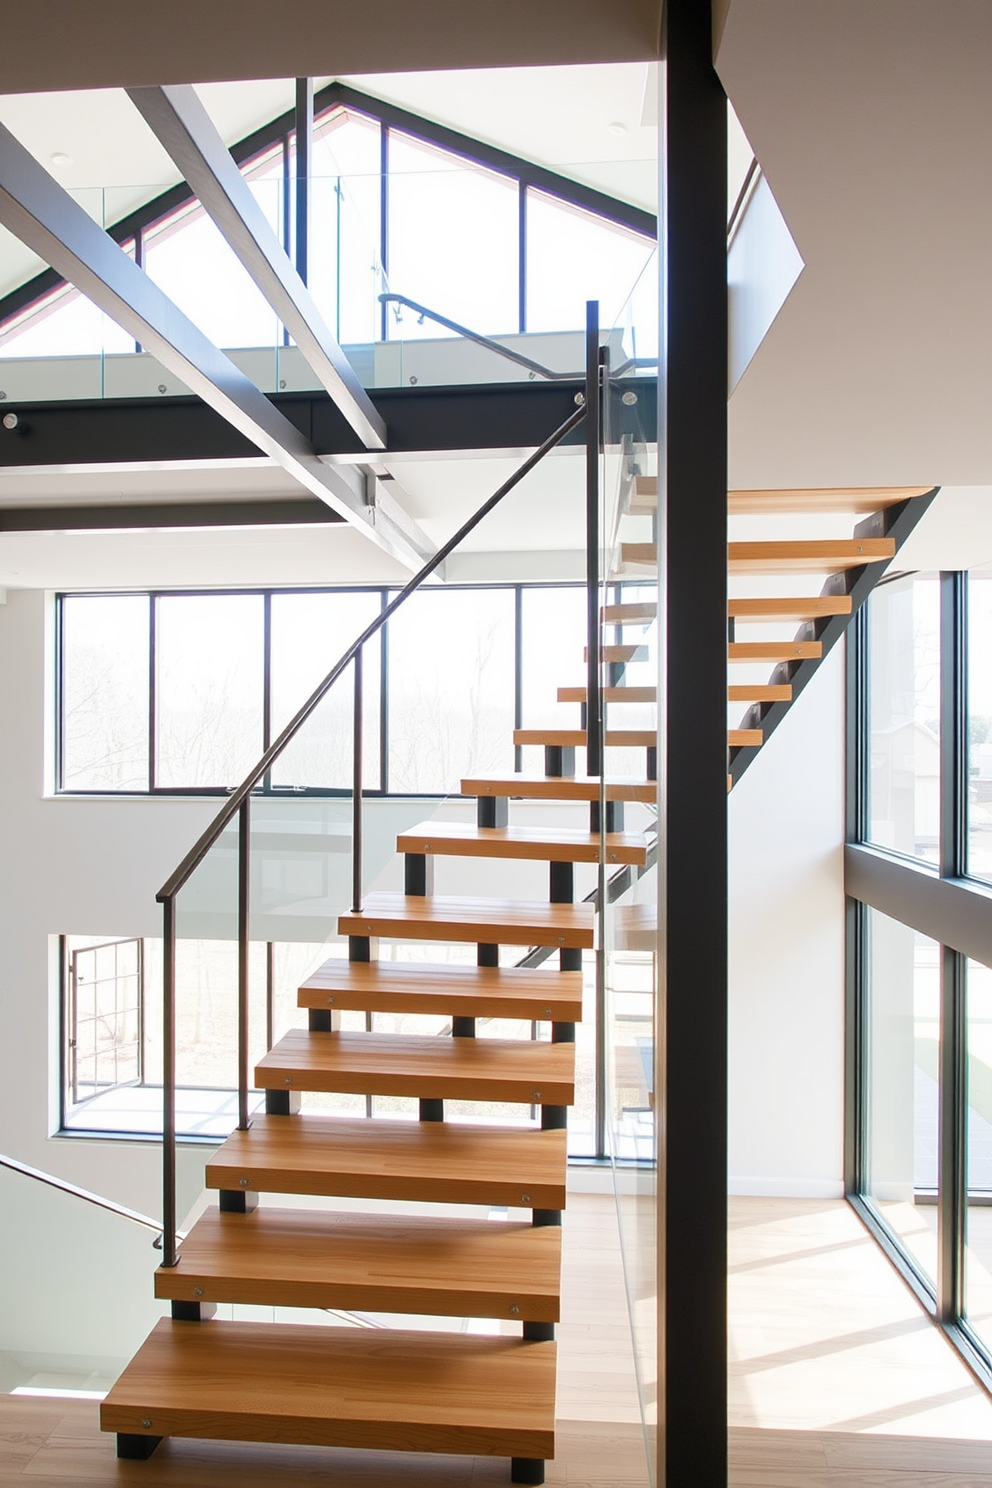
[238,798,251,1131]
[352,647,364,913]
[162,895,177,1266]
[585,299,602,777]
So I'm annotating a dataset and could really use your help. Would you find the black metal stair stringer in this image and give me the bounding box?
[728,486,941,787]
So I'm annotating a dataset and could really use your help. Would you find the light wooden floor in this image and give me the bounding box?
[5,1195,992,1485]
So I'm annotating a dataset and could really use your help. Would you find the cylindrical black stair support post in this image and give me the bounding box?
[419,1098,444,1122]
[478,943,499,968]
[349,936,372,962]
[452,1016,477,1038]
[646,745,658,781]
[308,1008,333,1032]
[541,1105,567,1130]
[478,795,508,828]
[544,744,575,778]
[352,647,363,912]
[560,947,582,972]
[404,852,433,896]
[549,860,574,904]
[237,797,251,1132]
[585,299,602,780]
[511,1459,546,1486]
[532,1209,561,1228]
[552,1022,576,1043]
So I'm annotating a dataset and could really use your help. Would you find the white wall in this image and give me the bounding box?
[728,642,846,1198]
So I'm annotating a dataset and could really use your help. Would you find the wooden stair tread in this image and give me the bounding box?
[339,892,594,948]
[584,644,648,663]
[728,595,852,619]
[618,542,656,567]
[156,1208,562,1321]
[101,1319,556,1458]
[728,538,895,572]
[462,774,656,804]
[558,685,655,703]
[256,1029,576,1105]
[398,819,650,865]
[514,728,655,748]
[728,729,762,747]
[628,483,929,515]
[299,960,584,1021]
[728,485,932,514]
[728,640,822,661]
[728,683,792,702]
[601,601,656,624]
[206,1115,568,1208]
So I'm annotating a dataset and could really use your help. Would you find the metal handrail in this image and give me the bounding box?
[379,292,582,381]
[0,1151,183,1244]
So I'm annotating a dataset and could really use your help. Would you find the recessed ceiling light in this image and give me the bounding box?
[608,122,628,138]
[50,151,72,168]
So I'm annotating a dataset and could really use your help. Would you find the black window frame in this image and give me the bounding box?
[55,580,596,800]
[847,569,992,1392]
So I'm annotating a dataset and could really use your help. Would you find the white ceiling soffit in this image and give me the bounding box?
[0,2,664,94]
[718,1,992,491]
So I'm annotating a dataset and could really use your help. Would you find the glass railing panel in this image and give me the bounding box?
[0,165,656,401]
[0,1166,168,1392]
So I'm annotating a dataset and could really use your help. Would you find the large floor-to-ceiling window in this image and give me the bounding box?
[848,567,992,1387]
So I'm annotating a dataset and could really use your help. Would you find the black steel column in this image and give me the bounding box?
[659,4,728,1484]
[294,78,313,285]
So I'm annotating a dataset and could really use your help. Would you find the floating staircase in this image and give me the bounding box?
[101,456,937,1480]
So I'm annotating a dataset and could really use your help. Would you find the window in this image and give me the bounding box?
[848,570,992,1390]
[65,937,143,1117]
[58,583,605,799]
[867,573,940,863]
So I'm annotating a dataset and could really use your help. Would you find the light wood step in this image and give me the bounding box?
[727,640,822,662]
[157,1208,562,1321]
[558,685,656,704]
[299,961,584,1022]
[516,725,750,752]
[339,892,594,949]
[627,475,658,514]
[627,482,930,515]
[256,1030,576,1106]
[584,644,647,663]
[513,728,655,750]
[728,539,895,573]
[728,595,852,620]
[206,1115,568,1208]
[101,1319,556,1459]
[462,774,656,805]
[728,729,762,747]
[728,683,792,702]
[601,601,657,624]
[618,542,657,568]
[728,485,932,515]
[398,819,651,865]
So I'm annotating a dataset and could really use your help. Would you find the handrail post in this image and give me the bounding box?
[238,797,251,1132]
[585,299,602,777]
[352,647,364,913]
[162,895,177,1267]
